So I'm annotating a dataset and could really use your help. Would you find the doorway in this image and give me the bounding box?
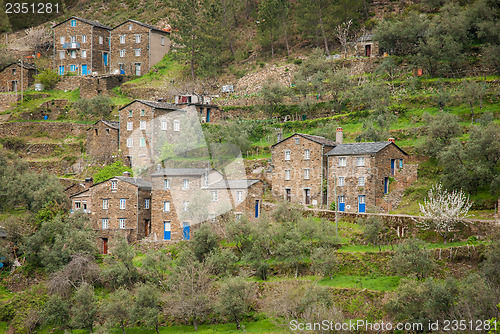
[338,196,345,212]
[304,189,311,205]
[164,221,171,240]
[365,44,371,57]
[183,222,190,240]
[102,238,108,254]
[144,219,151,236]
[358,195,366,213]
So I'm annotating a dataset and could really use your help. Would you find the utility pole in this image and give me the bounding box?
[334,173,338,237]
[20,59,23,102]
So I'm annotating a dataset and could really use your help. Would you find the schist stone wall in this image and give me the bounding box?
[79,75,132,99]
[272,135,333,206]
[0,93,20,112]
[86,120,120,163]
[0,121,87,137]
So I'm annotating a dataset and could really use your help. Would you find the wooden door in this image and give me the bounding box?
[102,238,108,254]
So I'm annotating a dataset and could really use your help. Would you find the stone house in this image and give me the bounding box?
[271,133,337,206]
[0,62,37,92]
[86,120,120,163]
[118,99,182,168]
[69,172,152,254]
[110,19,170,76]
[174,94,221,123]
[53,16,111,76]
[149,167,263,242]
[63,177,94,197]
[355,34,380,57]
[70,166,263,248]
[79,74,131,99]
[149,168,223,242]
[206,179,264,220]
[326,138,409,213]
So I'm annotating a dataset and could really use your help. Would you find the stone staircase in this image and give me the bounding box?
[383,189,405,210]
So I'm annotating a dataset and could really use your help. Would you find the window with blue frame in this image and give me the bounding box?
[71,19,76,27]
[399,159,403,168]
[70,65,76,72]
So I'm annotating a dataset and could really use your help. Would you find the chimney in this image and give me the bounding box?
[122,171,131,177]
[388,138,395,143]
[336,127,343,144]
[84,177,93,189]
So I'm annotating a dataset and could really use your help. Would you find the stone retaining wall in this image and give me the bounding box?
[309,209,499,239]
[0,121,88,138]
[0,93,20,113]
[24,143,81,157]
[55,76,81,91]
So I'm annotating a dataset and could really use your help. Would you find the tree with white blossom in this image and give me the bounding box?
[416,183,473,244]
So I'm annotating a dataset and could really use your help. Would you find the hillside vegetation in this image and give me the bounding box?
[0,0,499,333]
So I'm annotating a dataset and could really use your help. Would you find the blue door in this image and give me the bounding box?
[103,52,108,66]
[163,221,171,240]
[338,196,345,212]
[384,177,389,194]
[82,64,87,75]
[358,195,366,213]
[390,159,395,175]
[206,108,211,122]
[255,200,260,218]
[59,66,64,75]
[183,222,190,240]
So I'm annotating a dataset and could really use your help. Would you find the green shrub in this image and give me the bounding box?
[0,137,26,151]
[73,96,114,120]
[92,160,132,184]
[35,70,60,90]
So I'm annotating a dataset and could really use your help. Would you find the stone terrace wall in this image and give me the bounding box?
[0,121,88,138]
[0,93,20,112]
[309,209,499,239]
[55,76,81,91]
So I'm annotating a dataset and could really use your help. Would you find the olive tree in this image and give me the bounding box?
[70,283,98,333]
[131,283,163,334]
[216,277,255,329]
[166,253,213,331]
[390,238,435,280]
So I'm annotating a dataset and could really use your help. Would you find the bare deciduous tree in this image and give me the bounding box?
[166,256,213,331]
[24,27,51,53]
[335,19,352,58]
[415,183,473,244]
[48,254,100,297]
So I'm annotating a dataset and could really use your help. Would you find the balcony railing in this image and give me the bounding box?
[62,42,80,49]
